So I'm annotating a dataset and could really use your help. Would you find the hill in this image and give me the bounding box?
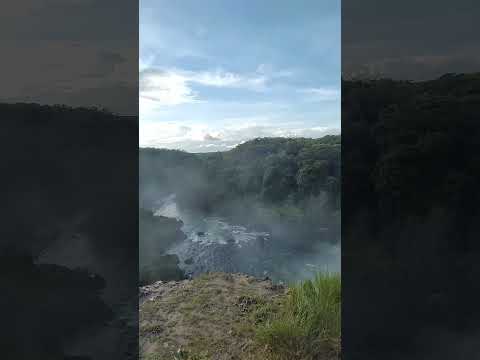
[140,136,340,210]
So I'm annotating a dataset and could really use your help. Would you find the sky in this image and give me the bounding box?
[343,0,480,80]
[140,0,340,152]
[1,0,137,115]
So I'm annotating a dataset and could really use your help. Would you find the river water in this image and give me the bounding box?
[155,194,340,283]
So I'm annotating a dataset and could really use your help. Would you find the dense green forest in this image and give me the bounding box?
[344,73,480,223]
[342,73,480,356]
[140,135,340,219]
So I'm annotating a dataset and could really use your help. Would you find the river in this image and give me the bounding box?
[155,194,340,283]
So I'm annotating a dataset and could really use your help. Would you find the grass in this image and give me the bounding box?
[173,348,210,360]
[255,273,341,360]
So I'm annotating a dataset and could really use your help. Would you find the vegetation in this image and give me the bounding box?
[342,73,480,355]
[140,136,340,211]
[140,273,284,360]
[1,103,138,359]
[140,272,340,360]
[139,208,186,284]
[140,136,341,245]
[256,273,341,360]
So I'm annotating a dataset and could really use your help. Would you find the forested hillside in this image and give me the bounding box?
[140,136,340,212]
[343,73,480,357]
[1,103,138,359]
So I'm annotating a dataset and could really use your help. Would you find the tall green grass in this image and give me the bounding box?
[256,273,341,359]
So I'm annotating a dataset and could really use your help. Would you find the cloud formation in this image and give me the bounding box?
[299,88,341,102]
[140,68,267,106]
[140,119,340,152]
[140,0,340,151]
[204,133,221,141]
[140,70,198,106]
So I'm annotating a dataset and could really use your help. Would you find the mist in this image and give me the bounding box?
[1,104,138,360]
[139,136,341,284]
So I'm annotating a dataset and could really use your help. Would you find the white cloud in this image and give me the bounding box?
[140,70,198,106]
[140,119,339,153]
[204,133,221,141]
[256,63,294,79]
[299,87,340,102]
[191,70,266,89]
[140,121,199,145]
[139,68,267,108]
[139,56,155,72]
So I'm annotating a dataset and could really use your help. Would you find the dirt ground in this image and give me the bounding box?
[139,272,287,360]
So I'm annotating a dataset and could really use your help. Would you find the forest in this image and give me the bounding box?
[140,135,340,236]
[342,73,480,357]
[141,136,340,208]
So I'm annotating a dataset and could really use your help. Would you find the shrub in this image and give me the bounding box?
[256,273,341,359]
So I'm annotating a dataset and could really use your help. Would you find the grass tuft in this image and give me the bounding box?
[256,273,341,359]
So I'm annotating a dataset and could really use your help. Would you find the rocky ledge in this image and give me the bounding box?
[139,272,287,360]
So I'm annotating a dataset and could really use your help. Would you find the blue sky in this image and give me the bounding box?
[140,0,340,151]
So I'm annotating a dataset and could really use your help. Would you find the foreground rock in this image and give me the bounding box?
[140,272,287,360]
